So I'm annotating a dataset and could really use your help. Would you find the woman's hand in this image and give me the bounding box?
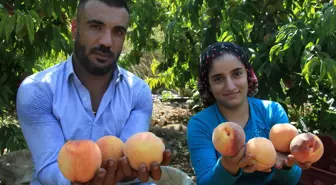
[220,146,270,175]
[275,151,312,170]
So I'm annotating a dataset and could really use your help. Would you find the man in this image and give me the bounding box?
[16,0,171,184]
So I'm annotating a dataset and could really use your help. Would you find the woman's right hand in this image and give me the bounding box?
[220,146,267,175]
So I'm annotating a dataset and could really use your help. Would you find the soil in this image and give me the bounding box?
[149,96,196,181]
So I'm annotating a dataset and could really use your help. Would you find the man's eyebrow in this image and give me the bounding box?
[87,19,104,25]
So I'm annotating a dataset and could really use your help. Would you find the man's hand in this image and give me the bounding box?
[275,151,312,170]
[119,149,172,183]
[72,159,121,185]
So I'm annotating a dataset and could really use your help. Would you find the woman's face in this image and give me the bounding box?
[208,54,249,109]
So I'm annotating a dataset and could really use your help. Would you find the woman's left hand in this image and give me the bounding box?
[275,151,312,170]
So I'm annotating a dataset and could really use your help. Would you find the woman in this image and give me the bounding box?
[187,42,311,185]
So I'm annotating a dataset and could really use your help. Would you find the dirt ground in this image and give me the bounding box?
[149,97,196,181]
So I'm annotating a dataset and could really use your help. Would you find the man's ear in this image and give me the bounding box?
[71,18,77,40]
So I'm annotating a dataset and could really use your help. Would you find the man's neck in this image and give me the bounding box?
[217,98,250,128]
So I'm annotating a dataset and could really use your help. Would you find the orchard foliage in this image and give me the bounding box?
[0,0,335,153]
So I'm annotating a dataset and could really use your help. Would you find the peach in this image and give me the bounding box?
[245,137,277,171]
[58,140,102,183]
[212,122,246,156]
[290,133,324,163]
[96,136,124,167]
[123,132,165,170]
[269,123,299,153]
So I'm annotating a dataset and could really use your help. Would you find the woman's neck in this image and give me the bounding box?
[217,97,250,128]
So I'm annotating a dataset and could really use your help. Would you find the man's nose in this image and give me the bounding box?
[99,30,113,48]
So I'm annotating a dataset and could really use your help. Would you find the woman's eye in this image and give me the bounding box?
[214,76,224,82]
[233,71,242,77]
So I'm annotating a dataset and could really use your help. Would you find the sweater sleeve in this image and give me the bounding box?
[187,117,242,185]
[269,102,302,184]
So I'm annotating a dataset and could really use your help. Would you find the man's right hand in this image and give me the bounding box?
[72,159,122,185]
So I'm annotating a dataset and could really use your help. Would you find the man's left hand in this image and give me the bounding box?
[275,151,312,170]
[119,149,172,183]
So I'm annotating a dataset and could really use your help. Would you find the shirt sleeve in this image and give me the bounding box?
[119,82,153,143]
[16,78,71,185]
[187,117,242,185]
[269,102,302,184]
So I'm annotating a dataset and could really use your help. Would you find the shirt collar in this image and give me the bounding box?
[65,54,123,83]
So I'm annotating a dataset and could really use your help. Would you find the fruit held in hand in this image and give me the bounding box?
[290,133,324,163]
[58,140,102,183]
[245,137,277,171]
[212,122,246,156]
[269,123,299,153]
[123,132,165,170]
[96,135,124,167]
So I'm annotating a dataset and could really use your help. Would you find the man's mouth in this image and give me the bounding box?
[93,51,113,61]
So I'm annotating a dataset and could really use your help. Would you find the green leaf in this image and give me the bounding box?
[25,14,35,44]
[0,73,7,84]
[30,10,42,27]
[0,15,7,38]
[15,12,25,34]
[269,44,282,62]
[5,14,16,41]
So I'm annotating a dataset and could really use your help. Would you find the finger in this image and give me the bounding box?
[120,156,133,177]
[298,161,312,169]
[286,155,295,167]
[260,168,272,173]
[161,149,172,166]
[242,164,257,173]
[234,146,246,163]
[149,162,161,181]
[91,168,106,185]
[103,160,117,185]
[138,163,149,182]
[275,158,284,169]
[238,155,254,169]
[114,161,125,184]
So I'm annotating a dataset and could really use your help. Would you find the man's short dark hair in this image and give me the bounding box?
[77,0,130,21]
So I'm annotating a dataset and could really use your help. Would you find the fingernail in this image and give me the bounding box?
[99,169,106,175]
[140,164,147,171]
[153,164,159,170]
[109,160,114,166]
[123,158,128,164]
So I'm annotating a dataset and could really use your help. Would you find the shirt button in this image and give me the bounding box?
[83,97,87,101]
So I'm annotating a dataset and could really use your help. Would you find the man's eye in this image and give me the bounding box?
[116,30,125,36]
[91,25,101,30]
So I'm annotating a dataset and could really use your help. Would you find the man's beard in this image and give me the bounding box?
[73,35,120,76]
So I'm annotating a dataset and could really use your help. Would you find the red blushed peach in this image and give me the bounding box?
[269,123,299,153]
[123,132,165,170]
[290,133,324,163]
[96,136,124,167]
[58,140,102,183]
[245,137,277,171]
[212,122,246,156]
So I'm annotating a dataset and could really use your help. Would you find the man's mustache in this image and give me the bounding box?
[90,45,114,57]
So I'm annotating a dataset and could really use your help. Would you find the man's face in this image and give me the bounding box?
[72,0,130,76]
